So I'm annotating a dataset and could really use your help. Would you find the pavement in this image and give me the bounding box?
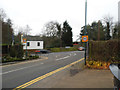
[53,69,113,88]
[28,68,114,88]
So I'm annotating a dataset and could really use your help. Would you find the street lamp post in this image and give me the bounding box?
[84,0,87,65]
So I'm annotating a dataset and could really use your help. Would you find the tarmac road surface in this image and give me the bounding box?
[1,51,84,88]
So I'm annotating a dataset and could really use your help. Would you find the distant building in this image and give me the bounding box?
[118,1,120,23]
[23,41,43,50]
[21,35,44,50]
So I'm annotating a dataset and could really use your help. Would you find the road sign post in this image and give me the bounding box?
[23,38,27,59]
[82,35,88,65]
[26,40,27,59]
[84,0,87,65]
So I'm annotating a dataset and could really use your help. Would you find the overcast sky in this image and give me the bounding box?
[0,0,119,41]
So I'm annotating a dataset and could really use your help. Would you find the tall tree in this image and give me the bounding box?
[0,8,7,22]
[56,23,62,47]
[2,18,14,45]
[0,9,14,45]
[103,16,113,40]
[113,23,120,39]
[62,21,73,46]
[80,21,106,41]
[24,25,31,36]
[41,21,61,48]
[42,21,59,37]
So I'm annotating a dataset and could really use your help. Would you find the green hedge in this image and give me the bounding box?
[50,47,77,52]
[88,40,120,63]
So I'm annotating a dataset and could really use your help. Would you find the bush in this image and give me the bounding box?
[2,55,39,63]
[2,55,23,63]
[28,55,39,60]
[4,44,24,59]
[10,46,17,57]
[16,44,24,58]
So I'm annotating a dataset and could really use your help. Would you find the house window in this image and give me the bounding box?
[27,42,30,46]
[37,42,40,46]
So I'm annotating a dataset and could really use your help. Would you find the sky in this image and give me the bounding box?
[0,0,120,41]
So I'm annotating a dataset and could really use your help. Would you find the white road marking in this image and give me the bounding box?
[41,63,44,64]
[56,52,76,61]
[0,64,41,75]
[56,56,70,61]
[1,52,77,75]
[73,53,76,56]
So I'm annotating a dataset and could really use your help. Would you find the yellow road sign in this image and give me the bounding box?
[23,38,27,43]
[82,35,88,42]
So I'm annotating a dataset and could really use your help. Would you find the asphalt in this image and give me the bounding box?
[2,51,84,88]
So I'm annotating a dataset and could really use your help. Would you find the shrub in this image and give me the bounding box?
[10,46,17,57]
[16,44,23,58]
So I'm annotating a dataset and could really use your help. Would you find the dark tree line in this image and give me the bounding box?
[80,19,120,41]
[1,19,14,45]
[42,20,73,48]
[62,21,73,46]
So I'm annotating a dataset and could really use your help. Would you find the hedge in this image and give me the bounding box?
[50,47,77,52]
[88,40,120,63]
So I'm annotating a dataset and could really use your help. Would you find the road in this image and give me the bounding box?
[2,51,84,88]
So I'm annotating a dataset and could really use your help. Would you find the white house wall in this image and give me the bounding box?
[23,41,43,50]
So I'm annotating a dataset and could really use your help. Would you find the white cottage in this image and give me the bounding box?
[21,35,44,50]
[23,41,43,50]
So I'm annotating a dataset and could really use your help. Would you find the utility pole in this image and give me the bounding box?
[98,20,100,41]
[24,36,27,59]
[60,28,62,48]
[21,35,27,59]
[7,23,10,55]
[84,0,87,65]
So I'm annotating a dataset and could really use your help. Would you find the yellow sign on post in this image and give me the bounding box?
[23,38,27,43]
[82,35,88,42]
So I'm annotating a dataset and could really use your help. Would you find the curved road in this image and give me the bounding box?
[2,51,84,88]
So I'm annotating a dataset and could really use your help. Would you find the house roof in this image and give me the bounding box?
[24,35,43,41]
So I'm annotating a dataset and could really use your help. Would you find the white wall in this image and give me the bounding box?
[23,41,43,50]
